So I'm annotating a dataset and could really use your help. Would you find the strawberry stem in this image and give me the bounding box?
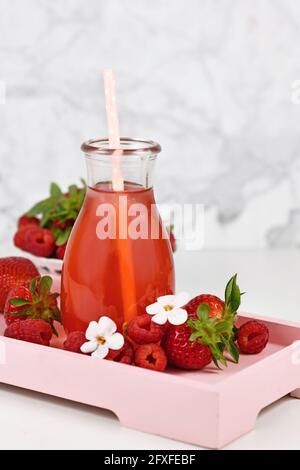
[188,274,242,367]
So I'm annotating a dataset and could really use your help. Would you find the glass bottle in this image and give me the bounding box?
[61,138,175,332]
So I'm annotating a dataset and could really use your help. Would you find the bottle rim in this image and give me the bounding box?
[81,137,161,158]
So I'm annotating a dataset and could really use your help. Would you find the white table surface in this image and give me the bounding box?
[0,245,300,450]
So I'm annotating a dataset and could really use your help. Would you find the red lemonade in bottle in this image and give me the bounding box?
[61,138,175,333]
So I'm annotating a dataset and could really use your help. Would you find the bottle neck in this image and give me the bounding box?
[81,137,161,191]
[84,154,157,190]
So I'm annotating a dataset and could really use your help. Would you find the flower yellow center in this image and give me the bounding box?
[97,336,106,345]
[164,305,174,312]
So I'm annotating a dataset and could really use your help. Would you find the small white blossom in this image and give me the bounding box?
[146,292,190,325]
[80,316,124,359]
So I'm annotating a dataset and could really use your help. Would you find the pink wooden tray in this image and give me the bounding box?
[0,312,300,449]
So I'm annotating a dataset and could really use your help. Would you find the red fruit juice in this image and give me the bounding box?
[61,182,175,333]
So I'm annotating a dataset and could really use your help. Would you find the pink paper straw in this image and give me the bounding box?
[103,69,137,321]
[103,69,124,191]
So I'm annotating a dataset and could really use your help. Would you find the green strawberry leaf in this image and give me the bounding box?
[68,184,78,198]
[188,277,243,369]
[215,320,228,333]
[39,276,53,295]
[232,325,239,341]
[9,298,31,307]
[197,303,210,321]
[224,274,241,314]
[9,307,31,317]
[212,356,222,369]
[56,226,72,246]
[50,182,62,198]
[29,277,37,294]
[40,212,51,227]
[189,331,202,342]
[51,227,62,238]
[26,199,49,217]
[227,339,240,363]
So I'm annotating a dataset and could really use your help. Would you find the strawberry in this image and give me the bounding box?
[163,326,212,370]
[18,215,40,229]
[127,313,165,345]
[106,341,134,365]
[55,244,67,260]
[186,294,225,319]
[3,275,61,335]
[63,331,86,353]
[163,275,242,369]
[134,343,167,371]
[0,257,39,310]
[4,285,32,324]
[20,227,55,257]
[237,320,269,354]
[4,319,52,346]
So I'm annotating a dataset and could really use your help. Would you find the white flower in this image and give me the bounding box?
[146,292,190,325]
[80,316,124,359]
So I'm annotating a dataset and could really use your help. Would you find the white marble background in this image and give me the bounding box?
[1,0,300,249]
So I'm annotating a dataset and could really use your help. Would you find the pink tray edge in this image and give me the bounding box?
[0,312,299,449]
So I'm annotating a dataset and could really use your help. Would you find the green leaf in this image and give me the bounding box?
[26,199,49,217]
[212,356,222,369]
[225,274,235,304]
[232,325,239,341]
[29,277,37,294]
[68,184,78,198]
[39,276,53,295]
[224,274,241,314]
[40,212,51,227]
[77,189,86,207]
[197,303,210,321]
[9,298,31,307]
[218,355,228,367]
[50,182,62,198]
[189,331,202,342]
[51,227,62,238]
[56,226,72,246]
[9,307,31,317]
[227,339,240,363]
[215,321,228,333]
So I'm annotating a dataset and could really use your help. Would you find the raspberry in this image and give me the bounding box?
[127,313,165,345]
[134,343,167,371]
[14,227,31,250]
[18,215,40,229]
[106,341,134,365]
[4,319,52,346]
[63,331,86,353]
[237,320,269,354]
[23,227,55,257]
[4,285,32,325]
[56,244,67,260]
